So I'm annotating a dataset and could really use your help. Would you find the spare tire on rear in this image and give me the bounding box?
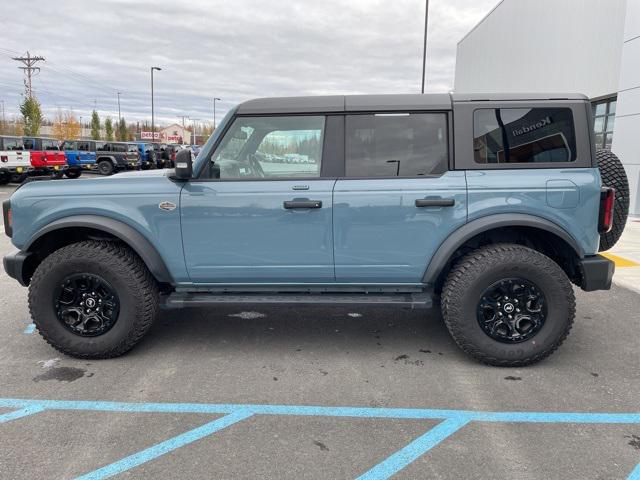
[597,149,629,251]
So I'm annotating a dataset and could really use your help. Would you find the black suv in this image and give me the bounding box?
[95,142,141,175]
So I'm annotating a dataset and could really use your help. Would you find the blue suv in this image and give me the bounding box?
[2,94,629,365]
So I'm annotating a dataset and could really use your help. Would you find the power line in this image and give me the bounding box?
[12,51,45,98]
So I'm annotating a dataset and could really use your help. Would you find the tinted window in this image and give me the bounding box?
[473,108,576,164]
[23,138,35,150]
[112,143,126,152]
[61,141,77,151]
[2,138,23,151]
[127,144,138,152]
[345,113,448,177]
[77,141,90,151]
[208,116,324,179]
[41,139,59,150]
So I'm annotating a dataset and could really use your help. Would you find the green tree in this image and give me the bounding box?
[117,118,128,141]
[20,96,42,136]
[90,110,101,140]
[105,117,114,141]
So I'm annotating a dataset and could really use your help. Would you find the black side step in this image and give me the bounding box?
[162,292,433,310]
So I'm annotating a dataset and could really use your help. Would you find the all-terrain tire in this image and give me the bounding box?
[441,243,575,367]
[28,240,159,359]
[0,172,10,185]
[98,160,114,176]
[64,169,82,179]
[597,149,629,251]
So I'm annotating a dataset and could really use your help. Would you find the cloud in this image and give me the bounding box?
[0,0,498,126]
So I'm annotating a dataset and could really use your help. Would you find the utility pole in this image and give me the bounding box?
[151,66,162,141]
[0,100,5,134]
[117,92,122,124]
[421,0,429,94]
[12,51,45,98]
[190,117,201,145]
[179,115,189,143]
[213,97,221,130]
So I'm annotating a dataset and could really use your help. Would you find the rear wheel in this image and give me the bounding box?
[28,241,159,359]
[98,160,114,176]
[65,169,82,179]
[597,149,629,251]
[441,244,575,366]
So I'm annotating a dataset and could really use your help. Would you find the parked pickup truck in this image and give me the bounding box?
[60,140,97,178]
[95,141,141,175]
[22,137,68,177]
[2,94,629,366]
[0,136,32,184]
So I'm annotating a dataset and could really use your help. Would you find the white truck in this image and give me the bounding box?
[0,136,32,185]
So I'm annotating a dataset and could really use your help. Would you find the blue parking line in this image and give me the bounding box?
[356,417,470,480]
[628,463,640,480]
[0,398,639,424]
[74,409,254,480]
[23,324,35,334]
[0,405,45,423]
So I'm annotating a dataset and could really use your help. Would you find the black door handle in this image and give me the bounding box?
[284,200,322,209]
[415,198,455,207]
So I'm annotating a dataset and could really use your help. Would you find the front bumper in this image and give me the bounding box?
[579,254,615,292]
[3,250,33,287]
[0,166,33,175]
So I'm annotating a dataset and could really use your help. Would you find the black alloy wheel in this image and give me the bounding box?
[54,273,120,337]
[477,278,546,343]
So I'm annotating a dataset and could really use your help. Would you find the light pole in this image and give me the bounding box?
[151,67,161,141]
[421,0,429,94]
[213,97,221,130]
[190,117,201,145]
[79,115,83,139]
[117,92,121,124]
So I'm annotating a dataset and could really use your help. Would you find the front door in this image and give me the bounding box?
[333,112,467,283]
[181,114,335,283]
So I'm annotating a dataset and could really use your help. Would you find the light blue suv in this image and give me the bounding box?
[2,94,629,365]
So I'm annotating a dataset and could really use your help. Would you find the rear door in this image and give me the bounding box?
[181,114,337,283]
[333,111,467,283]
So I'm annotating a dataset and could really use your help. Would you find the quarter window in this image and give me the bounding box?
[345,113,448,177]
[592,98,615,150]
[473,108,576,164]
[208,116,325,179]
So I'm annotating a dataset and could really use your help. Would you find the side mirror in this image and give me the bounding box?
[174,148,193,180]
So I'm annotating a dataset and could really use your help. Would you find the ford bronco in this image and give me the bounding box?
[2,94,629,366]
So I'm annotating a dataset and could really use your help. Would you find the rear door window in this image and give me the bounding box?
[345,113,448,177]
[473,108,576,164]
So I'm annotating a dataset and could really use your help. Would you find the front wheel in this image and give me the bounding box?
[441,244,575,367]
[28,241,159,358]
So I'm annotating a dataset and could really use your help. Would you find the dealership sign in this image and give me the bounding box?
[141,131,160,140]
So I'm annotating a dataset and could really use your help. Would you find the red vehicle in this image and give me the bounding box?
[22,137,68,178]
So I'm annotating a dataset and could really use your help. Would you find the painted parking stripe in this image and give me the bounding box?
[23,324,35,334]
[74,409,254,480]
[0,405,45,423]
[601,252,640,267]
[356,417,470,480]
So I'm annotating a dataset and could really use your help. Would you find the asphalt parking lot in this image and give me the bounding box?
[0,180,639,480]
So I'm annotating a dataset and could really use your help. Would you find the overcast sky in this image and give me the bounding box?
[0,0,498,127]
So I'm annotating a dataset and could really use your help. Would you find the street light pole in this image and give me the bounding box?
[151,67,161,141]
[213,97,221,130]
[421,0,429,94]
[190,117,201,145]
[117,92,121,124]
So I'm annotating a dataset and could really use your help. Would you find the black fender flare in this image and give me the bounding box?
[26,215,173,283]
[96,155,118,165]
[421,213,583,286]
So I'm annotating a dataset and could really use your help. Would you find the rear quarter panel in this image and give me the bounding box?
[466,168,602,256]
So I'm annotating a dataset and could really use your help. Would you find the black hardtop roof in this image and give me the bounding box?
[236,93,588,115]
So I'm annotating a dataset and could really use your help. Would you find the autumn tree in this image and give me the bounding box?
[90,110,101,140]
[117,118,128,141]
[20,96,42,136]
[105,117,114,141]
[52,110,82,141]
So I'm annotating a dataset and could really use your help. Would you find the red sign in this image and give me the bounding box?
[141,131,160,140]
[166,135,183,144]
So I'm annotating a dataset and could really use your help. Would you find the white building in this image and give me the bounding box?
[158,124,191,145]
[455,0,640,215]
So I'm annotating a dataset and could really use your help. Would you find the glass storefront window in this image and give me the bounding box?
[592,97,616,150]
